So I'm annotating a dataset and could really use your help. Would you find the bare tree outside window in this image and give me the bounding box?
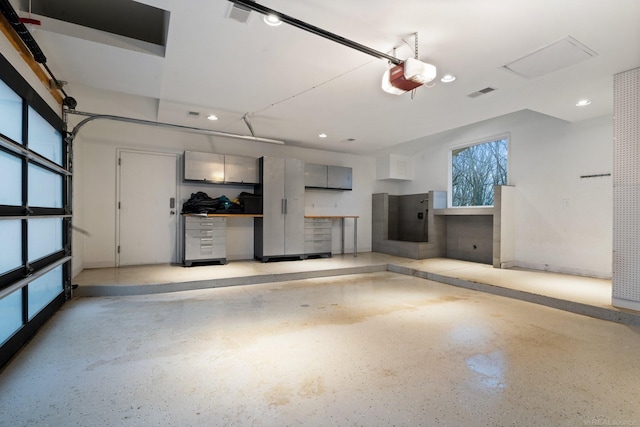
[451,138,508,206]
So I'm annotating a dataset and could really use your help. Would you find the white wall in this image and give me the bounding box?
[68,85,379,271]
[394,110,613,278]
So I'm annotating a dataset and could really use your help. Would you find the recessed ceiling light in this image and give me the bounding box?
[319,133,327,138]
[576,99,591,107]
[207,114,218,120]
[440,74,456,83]
[263,14,282,26]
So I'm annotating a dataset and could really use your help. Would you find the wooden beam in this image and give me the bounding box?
[0,12,63,105]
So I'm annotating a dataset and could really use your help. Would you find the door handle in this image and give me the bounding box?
[170,211,175,215]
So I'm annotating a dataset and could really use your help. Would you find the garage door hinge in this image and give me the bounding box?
[118,202,121,209]
[118,158,121,166]
[117,246,120,254]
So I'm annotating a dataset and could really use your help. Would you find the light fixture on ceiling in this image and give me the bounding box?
[228,1,439,97]
[207,114,218,120]
[441,74,456,83]
[382,57,437,95]
[263,13,282,26]
[319,133,327,138]
[576,99,591,107]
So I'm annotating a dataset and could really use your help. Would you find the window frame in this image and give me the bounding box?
[447,133,510,208]
[0,52,71,368]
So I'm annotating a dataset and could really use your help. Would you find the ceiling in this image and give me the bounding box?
[14,0,640,155]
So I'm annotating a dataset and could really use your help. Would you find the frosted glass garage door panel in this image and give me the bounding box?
[28,163,62,208]
[0,150,22,206]
[0,80,22,144]
[28,218,63,262]
[28,107,62,166]
[28,266,63,320]
[0,220,22,275]
[0,289,23,345]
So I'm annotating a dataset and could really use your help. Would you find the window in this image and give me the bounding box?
[0,53,70,369]
[451,136,508,207]
[0,79,22,144]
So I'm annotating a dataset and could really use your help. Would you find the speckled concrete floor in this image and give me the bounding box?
[1,272,639,426]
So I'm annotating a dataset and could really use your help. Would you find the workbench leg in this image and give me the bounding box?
[354,217,357,257]
[341,217,345,254]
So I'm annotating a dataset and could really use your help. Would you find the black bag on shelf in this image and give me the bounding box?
[182,192,227,214]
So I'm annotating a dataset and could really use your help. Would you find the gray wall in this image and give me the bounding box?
[446,216,493,264]
[387,194,429,242]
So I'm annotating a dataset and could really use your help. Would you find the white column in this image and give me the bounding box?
[612,67,640,311]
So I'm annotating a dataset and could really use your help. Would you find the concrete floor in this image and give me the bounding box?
[1,256,640,426]
[71,253,637,326]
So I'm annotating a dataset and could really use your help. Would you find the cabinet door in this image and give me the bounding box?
[327,165,352,190]
[304,163,328,188]
[284,158,305,255]
[184,151,224,182]
[224,155,259,184]
[261,156,286,256]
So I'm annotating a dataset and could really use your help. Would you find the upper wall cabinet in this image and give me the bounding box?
[183,151,259,185]
[327,165,352,190]
[224,155,259,184]
[304,163,328,188]
[304,163,352,190]
[184,151,224,182]
[376,154,413,181]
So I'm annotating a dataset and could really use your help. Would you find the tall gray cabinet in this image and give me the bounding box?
[254,156,305,262]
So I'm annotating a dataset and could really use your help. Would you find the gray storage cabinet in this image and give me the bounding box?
[254,156,305,261]
[224,155,259,184]
[304,163,352,190]
[184,151,224,182]
[304,218,332,257]
[327,165,352,190]
[184,151,259,185]
[304,163,328,188]
[183,216,226,266]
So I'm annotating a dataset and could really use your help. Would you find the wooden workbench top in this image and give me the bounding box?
[305,215,359,218]
[183,213,263,217]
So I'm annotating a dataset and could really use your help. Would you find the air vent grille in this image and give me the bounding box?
[187,111,200,117]
[467,87,496,98]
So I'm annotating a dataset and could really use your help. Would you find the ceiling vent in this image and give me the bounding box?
[226,3,252,23]
[187,111,200,118]
[467,87,496,98]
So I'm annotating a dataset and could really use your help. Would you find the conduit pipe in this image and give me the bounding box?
[66,110,285,145]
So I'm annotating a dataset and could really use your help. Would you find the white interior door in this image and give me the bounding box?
[117,150,178,266]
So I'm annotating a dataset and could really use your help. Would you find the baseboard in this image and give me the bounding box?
[82,261,117,269]
[512,260,612,280]
[612,298,640,312]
